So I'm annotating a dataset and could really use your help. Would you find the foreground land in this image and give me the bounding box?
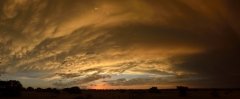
[1,89,240,99]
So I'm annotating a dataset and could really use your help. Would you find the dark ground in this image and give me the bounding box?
[1,89,240,99]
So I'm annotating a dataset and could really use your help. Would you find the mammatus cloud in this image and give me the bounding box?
[0,0,239,88]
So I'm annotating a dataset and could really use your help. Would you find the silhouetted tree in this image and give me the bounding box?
[149,87,161,93]
[177,86,189,96]
[63,86,81,94]
[26,87,34,91]
[44,88,60,94]
[52,88,60,94]
[35,87,43,92]
[45,87,53,92]
[0,80,23,96]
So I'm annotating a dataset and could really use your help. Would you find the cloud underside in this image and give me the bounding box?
[0,0,239,88]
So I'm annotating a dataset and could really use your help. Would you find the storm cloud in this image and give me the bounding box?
[0,0,239,88]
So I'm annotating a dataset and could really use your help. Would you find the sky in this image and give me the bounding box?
[0,0,239,89]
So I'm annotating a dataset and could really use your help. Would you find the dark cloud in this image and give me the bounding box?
[56,73,81,79]
[106,78,162,86]
[174,46,240,87]
[106,76,194,86]
[53,74,110,87]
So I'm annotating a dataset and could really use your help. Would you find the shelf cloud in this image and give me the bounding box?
[0,0,239,88]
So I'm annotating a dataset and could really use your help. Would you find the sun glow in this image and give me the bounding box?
[89,83,108,89]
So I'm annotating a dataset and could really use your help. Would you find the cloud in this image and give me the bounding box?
[53,74,110,87]
[0,0,239,88]
[106,76,195,87]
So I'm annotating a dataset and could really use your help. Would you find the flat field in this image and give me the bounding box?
[1,89,240,99]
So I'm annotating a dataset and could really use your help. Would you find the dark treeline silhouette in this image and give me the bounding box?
[31,87,61,94]
[26,87,34,91]
[148,87,161,93]
[0,80,23,96]
[1,80,240,99]
[63,86,82,94]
